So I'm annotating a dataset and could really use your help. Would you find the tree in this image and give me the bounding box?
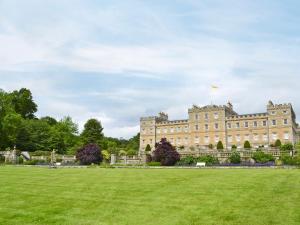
[152,138,180,166]
[145,144,151,153]
[10,88,37,119]
[2,113,24,147]
[229,151,241,164]
[244,140,251,149]
[81,119,103,145]
[231,145,237,150]
[208,144,214,149]
[217,141,224,151]
[40,116,58,126]
[76,144,102,165]
[275,139,282,148]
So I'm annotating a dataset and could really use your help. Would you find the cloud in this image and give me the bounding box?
[0,0,300,138]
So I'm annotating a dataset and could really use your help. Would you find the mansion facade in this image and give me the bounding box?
[139,101,299,153]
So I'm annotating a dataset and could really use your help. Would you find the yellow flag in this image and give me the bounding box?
[211,85,218,90]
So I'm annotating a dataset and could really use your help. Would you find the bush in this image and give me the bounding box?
[145,144,151,153]
[274,139,282,148]
[24,159,47,165]
[30,151,51,156]
[208,144,214,149]
[0,155,5,164]
[152,138,180,166]
[244,141,251,149]
[18,157,24,164]
[76,144,103,165]
[147,162,161,166]
[217,141,224,151]
[229,151,241,164]
[146,154,152,163]
[280,143,294,152]
[252,150,274,163]
[231,145,237,150]
[280,155,300,166]
[197,155,219,166]
[176,156,197,166]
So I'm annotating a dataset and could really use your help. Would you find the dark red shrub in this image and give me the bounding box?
[76,144,102,165]
[152,138,180,166]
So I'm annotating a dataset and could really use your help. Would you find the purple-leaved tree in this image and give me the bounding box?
[76,144,103,165]
[152,138,180,166]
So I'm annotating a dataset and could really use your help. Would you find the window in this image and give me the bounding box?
[205,113,208,120]
[184,126,188,132]
[244,134,250,141]
[263,134,268,141]
[184,137,188,145]
[195,114,199,120]
[142,128,146,134]
[236,122,240,128]
[263,121,267,126]
[150,128,153,134]
[284,132,289,140]
[272,132,277,140]
[244,122,249,128]
[150,139,153,144]
[228,135,232,142]
[170,138,174,144]
[142,139,145,144]
[254,134,259,141]
[215,135,219,142]
[271,111,276,115]
[170,127,174,133]
[215,123,219,129]
[227,123,231,129]
[214,112,219,119]
[177,127,181,132]
[195,125,199,131]
[195,136,199,144]
[177,138,181,144]
[272,120,276,126]
[157,129,161,134]
[205,124,209,130]
[283,110,287,114]
[253,121,258,127]
[283,119,288,125]
[163,128,167,134]
[236,134,241,142]
[204,136,209,144]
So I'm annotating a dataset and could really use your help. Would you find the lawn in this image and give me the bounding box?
[0,167,299,225]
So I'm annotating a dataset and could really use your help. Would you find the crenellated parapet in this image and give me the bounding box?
[157,119,188,125]
[226,113,268,121]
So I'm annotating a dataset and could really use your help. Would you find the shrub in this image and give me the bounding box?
[274,139,282,148]
[152,138,180,166]
[147,162,161,166]
[231,145,237,150]
[18,157,24,164]
[217,141,224,151]
[280,143,294,151]
[145,144,151,153]
[24,159,47,165]
[76,144,103,165]
[208,144,214,149]
[30,151,51,156]
[197,155,219,166]
[229,151,241,164]
[252,150,274,163]
[146,154,152,163]
[176,156,197,166]
[0,155,5,164]
[244,141,251,149]
[280,155,300,166]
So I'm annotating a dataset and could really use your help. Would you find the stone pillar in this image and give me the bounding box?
[12,146,17,164]
[51,149,56,165]
[110,154,116,165]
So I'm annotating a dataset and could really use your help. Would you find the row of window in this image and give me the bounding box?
[142,132,290,146]
[194,112,219,120]
[157,126,189,134]
[227,119,288,129]
[142,119,289,135]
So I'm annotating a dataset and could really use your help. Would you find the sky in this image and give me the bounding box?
[0,0,300,138]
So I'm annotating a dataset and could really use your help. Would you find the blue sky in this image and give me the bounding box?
[1,0,300,138]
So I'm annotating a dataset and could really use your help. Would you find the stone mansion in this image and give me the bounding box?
[139,101,299,152]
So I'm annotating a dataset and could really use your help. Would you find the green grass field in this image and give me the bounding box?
[0,167,299,225]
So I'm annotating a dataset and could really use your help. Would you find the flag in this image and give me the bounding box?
[211,85,218,90]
